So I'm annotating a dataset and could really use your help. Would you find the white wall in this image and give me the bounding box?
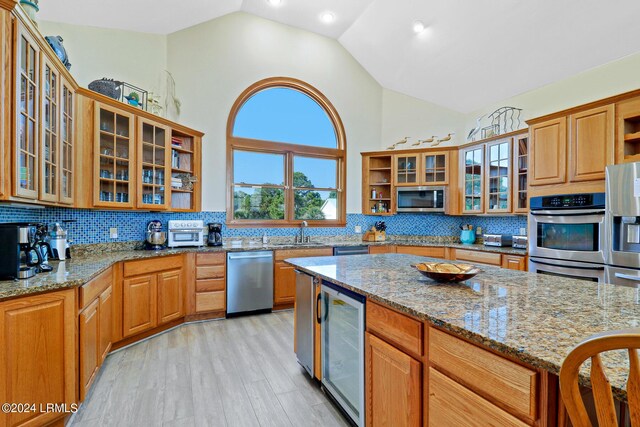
[167,12,383,213]
[380,89,466,150]
[462,52,640,141]
[38,21,167,98]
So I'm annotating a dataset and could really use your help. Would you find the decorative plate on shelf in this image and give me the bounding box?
[412,262,481,283]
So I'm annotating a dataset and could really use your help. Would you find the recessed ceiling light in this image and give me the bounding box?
[267,0,282,7]
[320,11,336,24]
[413,20,425,34]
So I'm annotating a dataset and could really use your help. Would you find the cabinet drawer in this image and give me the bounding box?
[274,248,332,262]
[428,368,528,427]
[429,328,537,421]
[396,246,445,258]
[195,291,225,313]
[124,255,183,277]
[80,267,113,309]
[502,255,527,271]
[196,278,225,292]
[367,301,423,357]
[454,249,501,266]
[196,252,225,266]
[368,245,397,254]
[196,265,225,279]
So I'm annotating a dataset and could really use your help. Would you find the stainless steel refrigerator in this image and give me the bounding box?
[605,162,640,286]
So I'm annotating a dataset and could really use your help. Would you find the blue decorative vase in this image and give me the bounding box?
[460,230,476,245]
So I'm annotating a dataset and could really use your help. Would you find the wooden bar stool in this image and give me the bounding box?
[559,329,640,427]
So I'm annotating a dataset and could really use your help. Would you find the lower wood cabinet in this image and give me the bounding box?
[428,368,528,427]
[502,255,528,271]
[79,268,113,400]
[452,248,502,266]
[123,274,157,338]
[365,332,422,427]
[274,248,332,308]
[122,255,185,339]
[193,252,226,315]
[368,245,397,254]
[396,245,445,258]
[0,289,77,427]
[274,261,296,306]
[158,269,184,323]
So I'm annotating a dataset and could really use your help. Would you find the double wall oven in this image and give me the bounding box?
[528,193,606,282]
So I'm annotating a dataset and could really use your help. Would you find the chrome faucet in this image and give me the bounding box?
[296,221,310,244]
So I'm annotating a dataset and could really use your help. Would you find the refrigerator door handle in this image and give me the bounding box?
[316,293,322,324]
[615,272,640,281]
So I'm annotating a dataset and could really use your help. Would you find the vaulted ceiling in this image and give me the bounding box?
[38,0,640,113]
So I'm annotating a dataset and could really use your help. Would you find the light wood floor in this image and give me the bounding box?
[70,310,350,427]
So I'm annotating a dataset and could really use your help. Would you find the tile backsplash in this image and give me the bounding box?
[0,206,527,245]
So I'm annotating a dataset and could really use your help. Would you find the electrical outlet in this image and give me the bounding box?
[354,225,362,233]
[110,227,118,239]
[519,227,526,236]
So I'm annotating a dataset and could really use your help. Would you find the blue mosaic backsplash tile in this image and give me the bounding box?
[0,206,527,245]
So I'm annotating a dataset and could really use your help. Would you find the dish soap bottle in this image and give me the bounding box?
[262,232,268,244]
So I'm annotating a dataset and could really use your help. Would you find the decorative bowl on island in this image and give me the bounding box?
[412,262,481,283]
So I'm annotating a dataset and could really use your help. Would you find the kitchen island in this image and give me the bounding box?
[286,253,640,426]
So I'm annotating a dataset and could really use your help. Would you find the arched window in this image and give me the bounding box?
[227,77,346,227]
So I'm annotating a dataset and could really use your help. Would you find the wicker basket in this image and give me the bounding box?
[88,78,122,100]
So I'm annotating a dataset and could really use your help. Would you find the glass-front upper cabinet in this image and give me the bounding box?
[462,146,484,214]
[421,152,448,185]
[485,139,511,213]
[94,103,135,208]
[394,154,419,186]
[59,78,75,204]
[513,133,529,213]
[40,56,59,202]
[15,25,40,199]
[137,119,170,209]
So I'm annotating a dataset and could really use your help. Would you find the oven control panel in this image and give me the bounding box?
[531,193,605,210]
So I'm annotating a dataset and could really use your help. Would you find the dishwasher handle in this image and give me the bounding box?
[227,253,273,260]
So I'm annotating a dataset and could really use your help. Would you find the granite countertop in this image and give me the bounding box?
[0,238,525,302]
[285,253,640,401]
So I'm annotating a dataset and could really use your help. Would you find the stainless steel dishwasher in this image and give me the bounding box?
[227,251,274,315]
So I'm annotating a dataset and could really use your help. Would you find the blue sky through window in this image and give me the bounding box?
[233,88,337,148]
[232,87,339,190]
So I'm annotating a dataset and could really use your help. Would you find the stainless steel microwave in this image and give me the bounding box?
[396,186,445,213]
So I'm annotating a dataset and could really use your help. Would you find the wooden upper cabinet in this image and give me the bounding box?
[14,22,40,199]
[137,118,170,209]
[157,269,184,324]
[365,332,422,427]
[529,117,567,186]
[485,139,511,213]
[0,289,76,427]
[122,274,158,338]
[93,102,135,208]
[59,77,75,204]
[461,145,484,214]
[569,104,614,182]
[617,97,640,164]
[39,54,60,203]
[513,133,529,213]
[421,151,448,185]
[394,154,420,186]
[362,154,394,215]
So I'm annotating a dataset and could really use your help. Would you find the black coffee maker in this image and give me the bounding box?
[0,222,44,279]
[207,223,222,246]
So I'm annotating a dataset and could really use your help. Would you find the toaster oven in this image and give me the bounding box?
[167,220,204,247]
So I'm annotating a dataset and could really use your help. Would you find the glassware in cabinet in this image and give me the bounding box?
[59,79,74,204]
[137,119,170,209]
[14,25,40,199]
[513,134,529,213]
[486,139,511,213]
[422,152,448,185]
[462,146,484,213]
[94,104,134,207]
[40,57,59,202]
[394,154,418,185]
